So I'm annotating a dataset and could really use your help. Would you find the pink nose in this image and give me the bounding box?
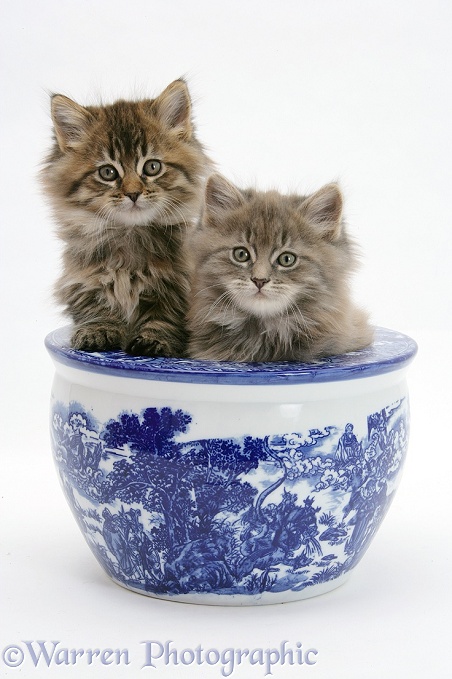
[251,277,269,290]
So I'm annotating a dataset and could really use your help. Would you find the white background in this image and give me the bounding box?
[1,1,451,677]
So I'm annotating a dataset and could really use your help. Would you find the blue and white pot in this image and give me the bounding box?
[46,327,417,605]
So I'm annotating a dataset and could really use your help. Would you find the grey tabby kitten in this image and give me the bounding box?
[187,174,372,362]
[42,79,211,356]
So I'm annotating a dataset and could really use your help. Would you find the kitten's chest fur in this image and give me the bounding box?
[60,229,186,321]
[220,312,300,360]
[98,263,161,321]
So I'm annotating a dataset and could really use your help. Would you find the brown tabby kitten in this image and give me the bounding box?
[42,79,211,356]
[187,174,372,362]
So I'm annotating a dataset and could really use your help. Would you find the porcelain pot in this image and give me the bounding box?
[46,326,417,605]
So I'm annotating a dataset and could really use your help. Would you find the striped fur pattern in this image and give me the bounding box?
[187,174,373,362]
[42,80,212,356]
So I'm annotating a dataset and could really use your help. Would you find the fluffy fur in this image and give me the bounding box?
[187,174,373,362]
[42,79,212,356]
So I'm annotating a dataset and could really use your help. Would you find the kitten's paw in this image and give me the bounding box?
[127,331,183,358]
[126,337,173,357]
[71,325,124,352]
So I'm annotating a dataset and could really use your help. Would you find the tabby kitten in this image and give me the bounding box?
[42,79,211,356]
[187,174,372,362]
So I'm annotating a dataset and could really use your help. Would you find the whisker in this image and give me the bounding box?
[156,195,191,235]
[194,282,224,297]
[202,290,234,324]
[287,302,316,347]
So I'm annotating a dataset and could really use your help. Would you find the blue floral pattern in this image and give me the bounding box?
[51,399,408,597]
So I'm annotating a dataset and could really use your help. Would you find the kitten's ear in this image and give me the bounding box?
[205,174,244,218]
[51,95,92,152]
[154,79,192,137]
[300,183,343,240]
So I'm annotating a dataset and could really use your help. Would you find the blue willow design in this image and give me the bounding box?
[51,400,408,596]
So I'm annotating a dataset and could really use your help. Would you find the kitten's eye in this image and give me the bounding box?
[277,252,297,267]
[98,165,119,181]
[232,247,251,263]
[143,159,162,177]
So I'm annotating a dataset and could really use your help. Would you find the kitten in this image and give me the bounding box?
[187,174,372,362]
[42,79,211,356]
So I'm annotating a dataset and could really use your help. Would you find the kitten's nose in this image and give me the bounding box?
[126,192,141,203]
[251,277,269,290]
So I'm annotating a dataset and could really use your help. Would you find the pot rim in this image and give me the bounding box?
[45,326,417,386]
